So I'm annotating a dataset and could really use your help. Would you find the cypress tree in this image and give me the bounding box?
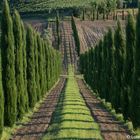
[21,21,28,112]
[1,0,17,126]
[34,32,41,101]
[56,12,60,50]
[101,35,108,99]
[96,40,103,94]
[92,47,98,90]
[42,40,47,95]
[37,34,44,96]
[132,6,140,127]
[106,29,115,102]
[124,13,136,119]
[47,47,52,90]
[44,43,50,91]
[13,9,25,119]
[114,21,126,112]
[0,39,4,138]
[26,25,36,108]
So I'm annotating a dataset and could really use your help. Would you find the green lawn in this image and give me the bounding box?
[42,65,102,140]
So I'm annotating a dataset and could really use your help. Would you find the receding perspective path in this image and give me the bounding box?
[42,67,103,140]
[11,78,65,140]
[77,78,132,140]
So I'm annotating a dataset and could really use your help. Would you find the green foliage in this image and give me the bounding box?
[26,25,37,108]
[71,16,80,56]
[56,12,60,50]
[113,21,126,112]
[80,11,139,129]
[0,38,4,139]
[21,21,29,112]
[13,9,25,119]
[1,0,17,127]
[123,13,135,119]
[132,5,140,128]
[37,35,44,96]
[34,33,41,101]
[0,0,62,135]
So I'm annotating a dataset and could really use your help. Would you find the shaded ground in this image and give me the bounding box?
[11,78,65,140]
[77,79,132,140]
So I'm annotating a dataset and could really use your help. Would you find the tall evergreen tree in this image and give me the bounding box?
[1,0,17,126]
[34,32,40,101]
[21,21,28,112]
[26,25,36,108]
[0,41,4,138]
[37,34,44,96]
[96,40,103,94]
[124,13,136,119]
[13,9,25,119]
[132,6,140,127]
[101,35,108,99]
[114,21,126,112]
[106,29,115,102]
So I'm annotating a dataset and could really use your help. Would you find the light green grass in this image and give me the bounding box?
[42,65,102,140]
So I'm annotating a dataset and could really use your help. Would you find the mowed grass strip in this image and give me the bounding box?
[42,66,102,140]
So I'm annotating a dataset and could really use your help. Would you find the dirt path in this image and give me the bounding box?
[60,21,78,69]
[77,79,131,140]
[11,78,66,140]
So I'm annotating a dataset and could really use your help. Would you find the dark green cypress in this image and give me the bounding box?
[1,0,17,126]
[56,12,60,50]
[34,32,41,101]
[26,25,36,108]
[13,10,25,119]
[47,47,52,90]
[21,21,28,112]
[132,6,140,127]
[123,13,135,120]
[106,29,115,102]
[71,16,80,56]
[0,38,4,138]
[114,21,126,112]
[96,40,103,94]
[37,35,44,96]
[42,41,47,93]
[101,35,108,99]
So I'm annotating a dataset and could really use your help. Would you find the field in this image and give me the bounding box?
[0,0,140,140]
[75,20,126,53]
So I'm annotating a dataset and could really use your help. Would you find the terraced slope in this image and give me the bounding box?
[16,0,96,12]
[42,66,103,140]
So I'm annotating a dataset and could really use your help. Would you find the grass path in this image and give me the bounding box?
[43,66,102,140]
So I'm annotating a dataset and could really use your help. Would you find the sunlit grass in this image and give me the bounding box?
[42,65,102,140]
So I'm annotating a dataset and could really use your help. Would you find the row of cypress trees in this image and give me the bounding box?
[80,9,140,128]
[71,16,80,56]
[0,0,61,137]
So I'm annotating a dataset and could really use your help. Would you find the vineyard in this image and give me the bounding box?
[0,0,140,140]
[16,0,95,12]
